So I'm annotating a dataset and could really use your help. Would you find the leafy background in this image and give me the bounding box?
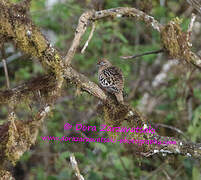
[0,0,201,179]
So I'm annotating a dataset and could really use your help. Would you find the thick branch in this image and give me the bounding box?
[141,134,201,158]
[0,0,64,86]
[0,68,107,104]
[0,104,51,168]
[63,67,107,101]
[0,75,56,104]
[0,1,105,103]
[93,7,162,31]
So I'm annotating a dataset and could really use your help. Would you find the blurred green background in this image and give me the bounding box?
[0,0,201,179]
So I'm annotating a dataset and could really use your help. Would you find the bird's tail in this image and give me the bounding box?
[115,92,124,104]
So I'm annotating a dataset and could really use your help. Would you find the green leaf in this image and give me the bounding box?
[94,142,107,153]
[60,151,71,160]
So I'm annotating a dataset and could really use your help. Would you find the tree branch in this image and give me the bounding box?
[120,49,164,59]
[64,7,201,69]
[63,67,107,101]
[70,153,85,180]
[64,7,162,65]
[1,45,10,89]
[0,75,56,104]
[81,22,96,54]
[187,13,196,43]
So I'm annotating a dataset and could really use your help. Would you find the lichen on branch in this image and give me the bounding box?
[161,18,201,69]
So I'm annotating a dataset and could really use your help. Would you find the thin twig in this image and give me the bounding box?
[1,45,17,131]
[1,46,10,88]
[2,59,10,88]
[187,13,196,46]
[188,13,196,35]
[155,123,188,140]
[70,153,85,180]
[0,52,22,68]
[81,22,96,54]
[162,170,171,180]
[120,49,164,59]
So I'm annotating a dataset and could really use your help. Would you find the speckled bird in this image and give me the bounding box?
[97,58,124,103]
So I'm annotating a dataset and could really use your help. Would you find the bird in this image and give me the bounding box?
[97,58,124,103]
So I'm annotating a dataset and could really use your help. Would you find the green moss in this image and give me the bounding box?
[101,100,146,140]
[0,1,64,78]
[2,118,42,165]
[161,18,193,64]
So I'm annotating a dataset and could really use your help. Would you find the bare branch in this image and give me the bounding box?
[65,10,95,65]
[120,49,164,59]
[63,67,107,101]
[81,22,96,54]
[1,59,10,89]
[70,153,85,180]
[155,123,188,140]
[187,13,196,45]
[64,7,162,65]
[93,8,162,32]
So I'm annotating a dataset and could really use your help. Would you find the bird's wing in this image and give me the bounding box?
[99,66,123,93]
